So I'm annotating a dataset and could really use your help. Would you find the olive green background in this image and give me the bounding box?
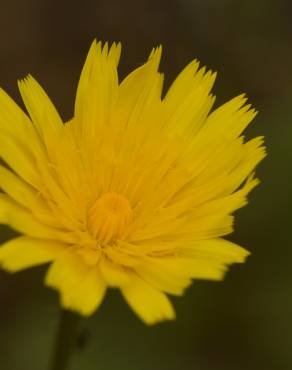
[0,1,291,369]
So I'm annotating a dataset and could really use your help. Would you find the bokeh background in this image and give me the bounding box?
[0,1,291,369]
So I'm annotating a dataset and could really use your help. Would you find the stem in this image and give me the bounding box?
[50,310,82,370]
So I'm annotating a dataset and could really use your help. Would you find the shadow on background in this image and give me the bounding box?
[0,1,291,369]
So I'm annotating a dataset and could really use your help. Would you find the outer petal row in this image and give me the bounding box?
[0,235,176,324]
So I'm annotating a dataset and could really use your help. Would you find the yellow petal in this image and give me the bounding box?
[99,256,131,287]
[121,273,175,325]
[0,87,31,136]
[45,251,106,316]
[135,258,192,296]
[0,88,43,162]
[18,75,63,139]
[75,41,121,118]
[181,260,228,280]
[0,133,41,188]
[0,89,45,188]
[113,47,162,132]
[0,194,71,242]
[163,61,216,136]
[189,176,259,219]
[0,165,44,211]
[144,256,228,281]
[74,41,120,144]
[163,60,201,105]
[203,94,257,140]
[0,236,67,272]
[180,238,250,264]
[104,243,140,267]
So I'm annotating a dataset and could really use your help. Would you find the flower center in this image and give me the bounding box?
[88,192,133,243]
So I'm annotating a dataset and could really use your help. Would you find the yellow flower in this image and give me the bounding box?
[0,41,265,324]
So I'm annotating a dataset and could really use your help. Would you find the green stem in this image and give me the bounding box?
[50,310,82,370]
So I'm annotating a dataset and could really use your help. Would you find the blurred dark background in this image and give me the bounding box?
[0,1,291,369]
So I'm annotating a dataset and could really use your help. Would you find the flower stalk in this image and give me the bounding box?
[50,310,82,370]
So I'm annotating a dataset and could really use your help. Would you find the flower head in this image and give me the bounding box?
[0,41,265,324]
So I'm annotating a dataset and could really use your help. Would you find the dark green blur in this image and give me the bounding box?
[0,1,291,369]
